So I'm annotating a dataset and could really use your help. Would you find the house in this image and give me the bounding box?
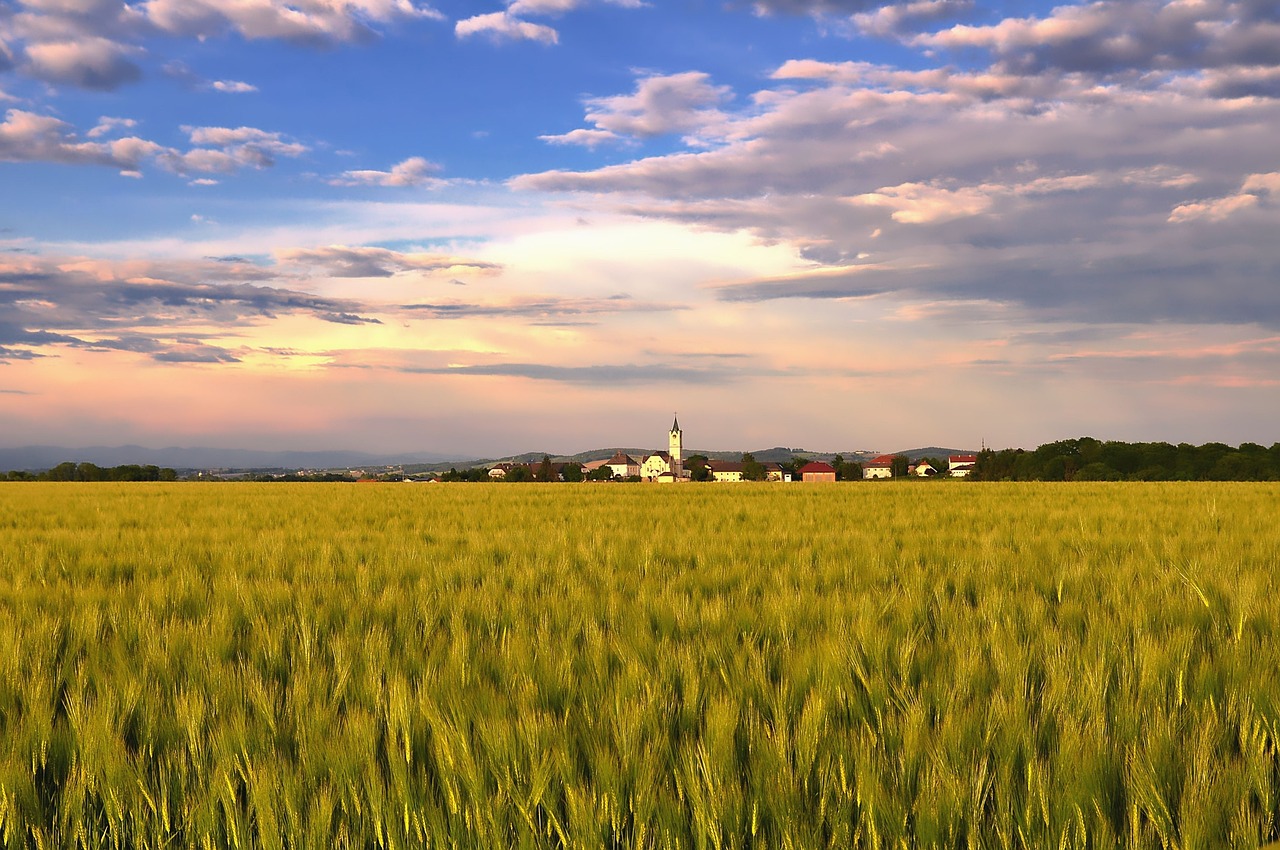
[706,460,744,482]
[488,463,515,479]
[641,451,673,481]
[911,461,937,477]
[949,454,977,478]
[762,462,792,482]
[605,451,641,479]
[863,455,896,479]
[798,461,836,482]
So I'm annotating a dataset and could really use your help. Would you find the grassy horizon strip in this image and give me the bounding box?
[0,482,1277,848]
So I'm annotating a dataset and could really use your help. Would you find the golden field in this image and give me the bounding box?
[1,482,1278,849]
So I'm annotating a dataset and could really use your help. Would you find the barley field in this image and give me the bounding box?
[0,482,1278,849]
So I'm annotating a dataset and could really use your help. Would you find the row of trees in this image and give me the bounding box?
[5,462,179,482]
[972,438,1280,481]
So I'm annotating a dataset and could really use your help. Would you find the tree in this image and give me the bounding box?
[686,454,711,482]
[890,455,910,478]
[536,455,556,482]
[588,465,614,481]
[742,452,766,481]
[505,465,532,483]
[562,462,584,483]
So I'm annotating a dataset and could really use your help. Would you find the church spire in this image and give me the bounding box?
[671,413,680,433]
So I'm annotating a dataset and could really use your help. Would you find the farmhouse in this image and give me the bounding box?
[798,461,836,482]
[863,455,895,479]
[706,460,744,482]
[949,454,977,477]
[605,451,641,479]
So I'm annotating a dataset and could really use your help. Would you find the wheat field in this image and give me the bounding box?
[0,481,1277,849]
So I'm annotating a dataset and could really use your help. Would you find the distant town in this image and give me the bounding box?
[2,420,1276,483]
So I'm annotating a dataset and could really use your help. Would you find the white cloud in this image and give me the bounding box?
[1168,172,1280,222]
[0,108,307,177]
[455,11,559,43]
[455,0,644,46]
[180,125,308,168]
[539,71,732,147]
[848,182,993,223]
[87,115,137,138]
[513,46,1280,327]
[2,0,443,94]
[333,156,442,187]
[851,0,971,37]
[538,128,621,147]
[1242,173,1280,195]
[211,79,257,93]
[912,0,1280,76]
[23,37,141,89]
[1168,193,1259,223]
[141,0,442,43]
[277,245,502,278]
[0,108,153,168]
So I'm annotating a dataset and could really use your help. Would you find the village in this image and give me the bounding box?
[481,418,978,483]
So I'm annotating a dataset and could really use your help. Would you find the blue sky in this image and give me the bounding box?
[2,0,1279,456]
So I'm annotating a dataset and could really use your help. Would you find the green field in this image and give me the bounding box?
[1,482,1278,849]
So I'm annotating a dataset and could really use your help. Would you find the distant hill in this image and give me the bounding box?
[0,445,474,472]
[1,443,978,474]
[890,447,975,461]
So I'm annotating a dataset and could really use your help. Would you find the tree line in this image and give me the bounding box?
[973,438,1280,481]
[4,462,179,482]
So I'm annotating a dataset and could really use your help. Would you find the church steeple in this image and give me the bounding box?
[669,414,683,479]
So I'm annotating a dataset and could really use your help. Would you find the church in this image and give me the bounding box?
[640,416,688,482]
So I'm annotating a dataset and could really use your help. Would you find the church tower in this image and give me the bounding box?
[669,415,683,479]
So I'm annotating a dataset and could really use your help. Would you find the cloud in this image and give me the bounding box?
[22,37,142,89]
[543,72,732,146]
[0,109,160,169]
[538,128,621,148]
[736,0,916,14]
[851,0,972,36]
[163,61,259,93]
[87,116,138,138]
[2,0,442,96]
[1168,172,1280,222]
[913,0,1280,76]
[182,126,307,165]
[1167,193,1259,223]
[211,79,257,93]
[712,266,890,302]
[333,156,442,187]
[278,245,501,278]
[387,361,732,384]
[849,182,994,223]
[454,0,642,45]
[514,45,1280,328]
[0,253,385,365]
[0,109,307,177]
[455,12,558,43]
[142,0,443,44]
[399,293,684,319]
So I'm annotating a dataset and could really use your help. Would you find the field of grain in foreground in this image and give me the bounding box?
[0,482,1278,849]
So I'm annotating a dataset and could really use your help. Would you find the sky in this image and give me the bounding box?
[1,0,1278,457]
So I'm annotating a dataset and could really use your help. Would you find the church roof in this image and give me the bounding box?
[671,415,680,432]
